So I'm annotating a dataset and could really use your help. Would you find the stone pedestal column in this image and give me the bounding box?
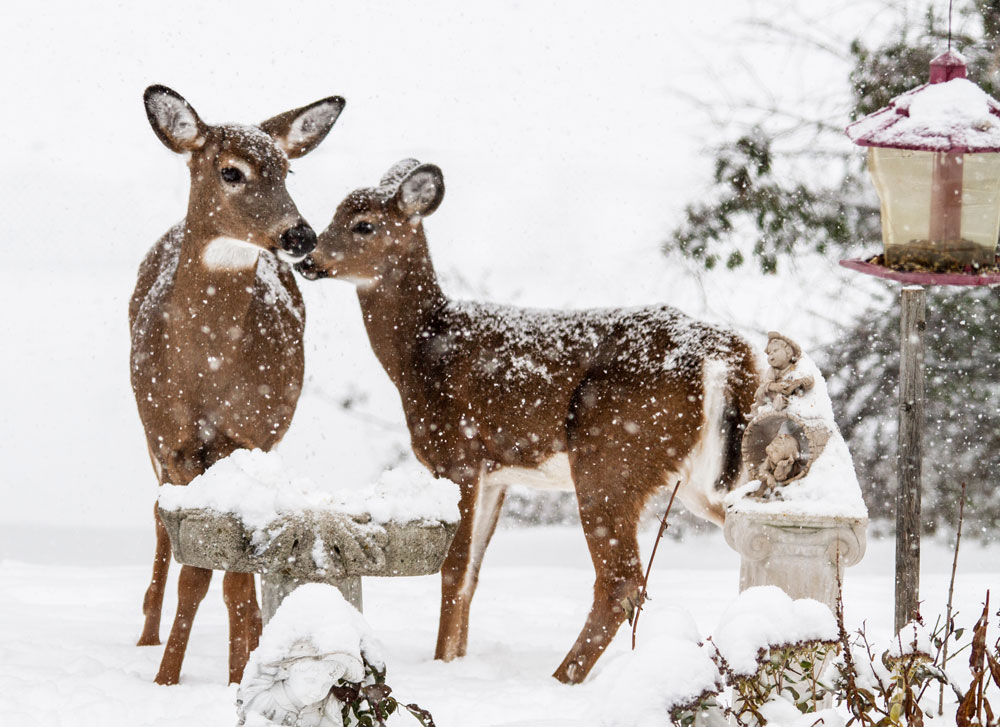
[261,575,363,623]
[723,511,868,612]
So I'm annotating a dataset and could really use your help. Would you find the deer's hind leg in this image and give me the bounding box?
[139,446,174,647]
[554,377,669,684]
[553,458,654,684]
[436,468,506,662]
[138,501,172,646]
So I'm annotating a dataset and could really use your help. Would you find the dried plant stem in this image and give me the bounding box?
[939,481,966,716]
[631,480,681,650]
[835,566,868,725]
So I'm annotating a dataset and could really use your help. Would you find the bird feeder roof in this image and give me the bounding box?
[846,50,1000,153]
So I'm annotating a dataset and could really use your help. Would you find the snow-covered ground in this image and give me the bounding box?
[2,527,997,726]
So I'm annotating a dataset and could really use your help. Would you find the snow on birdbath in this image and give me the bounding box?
[724,335,868,614]
[157,449,460,619]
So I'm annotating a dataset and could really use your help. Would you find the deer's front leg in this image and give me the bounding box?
[153,444,216,685]
[155,565,213,685]
[435,467,506,662]
[223,571,261,684]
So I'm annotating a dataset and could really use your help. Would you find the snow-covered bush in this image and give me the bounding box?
[599,586,1000,726]
[710,587,840,723]
[827,609,1000,727]
[831,622,941,726]
[597,589,841,726]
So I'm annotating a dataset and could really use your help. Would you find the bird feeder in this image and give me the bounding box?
[845,50,1000,279]
[841,48,1000,633]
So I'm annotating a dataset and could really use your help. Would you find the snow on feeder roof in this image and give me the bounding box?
[847,50,1000,153]
[841,49,1000,279]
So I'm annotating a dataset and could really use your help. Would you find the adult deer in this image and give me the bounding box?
[296,159,760,683]
[130,85,343,685]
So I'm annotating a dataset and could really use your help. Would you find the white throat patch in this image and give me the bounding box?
[343,275,377,288]
[202,237,262,271]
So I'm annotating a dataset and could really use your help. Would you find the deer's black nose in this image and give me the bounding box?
[280,223,317,258]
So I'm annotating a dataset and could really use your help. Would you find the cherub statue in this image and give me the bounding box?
[753,332,814,413]
[237,639,366,727]
[751,433,802,498]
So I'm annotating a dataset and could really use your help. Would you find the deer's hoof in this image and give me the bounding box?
[136,632,161,647]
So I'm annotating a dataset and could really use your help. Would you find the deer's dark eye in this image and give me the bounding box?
[352,221,376,236]
[220,167,245,184]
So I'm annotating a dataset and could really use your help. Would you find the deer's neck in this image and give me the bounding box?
[171,217,261,332]
[356,231,446,389]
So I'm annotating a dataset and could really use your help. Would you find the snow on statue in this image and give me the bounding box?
[237,584,383,727]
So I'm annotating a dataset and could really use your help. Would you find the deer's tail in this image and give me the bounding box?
[717,339,761,493]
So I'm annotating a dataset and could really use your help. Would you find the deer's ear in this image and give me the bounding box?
[396,164,445,219]
[261,96,345,159]
[144,85,207,153]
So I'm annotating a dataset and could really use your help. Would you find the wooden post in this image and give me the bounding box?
[896,286,925,632]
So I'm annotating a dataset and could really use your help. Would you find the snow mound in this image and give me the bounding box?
[908,78,993,127]
[712,586,838,678]
[726,351,868,520]
[631,603,703,644]
[888,619,933,660]
[594,606,722,726]
[158,449,460,530]
[251,583,383,673]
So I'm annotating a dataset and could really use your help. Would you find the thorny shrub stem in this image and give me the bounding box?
[631,480,682,650]
[940,481,966,715]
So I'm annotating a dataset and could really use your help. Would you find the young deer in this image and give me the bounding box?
[130,85,343,685]
[296,160,760,683]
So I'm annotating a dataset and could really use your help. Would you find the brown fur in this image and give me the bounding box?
[130,85,342,685]
[298,160,759,684]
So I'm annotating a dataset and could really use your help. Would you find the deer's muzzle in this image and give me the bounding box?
[294,255,325,280]
[279,223,317,260]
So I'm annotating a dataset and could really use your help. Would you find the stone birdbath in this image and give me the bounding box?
[724,333,868,614]
[157,450,459,620]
